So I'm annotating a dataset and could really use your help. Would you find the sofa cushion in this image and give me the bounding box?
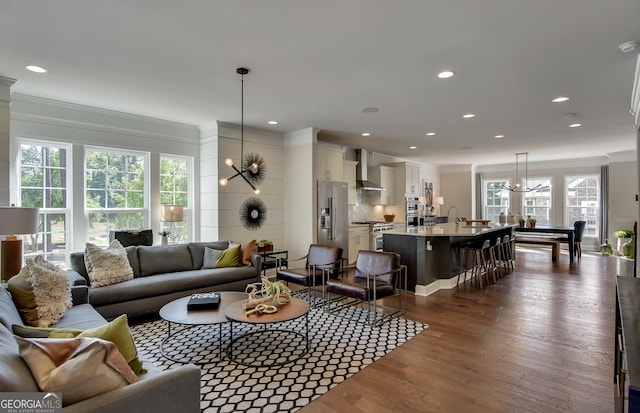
[0,323,39,392]
[16,336,139,406]
[13,314,145,375]
[86,266,259,307]
[8,256,73,327]
[71,246,140,281]
[85,241,134,287]
[187,241,229,270]
[202,248,221,269]
[138,244,193,277]
[0,285,25,330]
[230,239,257,266]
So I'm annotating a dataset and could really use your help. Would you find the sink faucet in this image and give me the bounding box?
[447,206,459,227]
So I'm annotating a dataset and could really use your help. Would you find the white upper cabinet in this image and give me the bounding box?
[316,144,344,182]
[368,165,396,205]
[395,162,421,197]
[342,160,358,205]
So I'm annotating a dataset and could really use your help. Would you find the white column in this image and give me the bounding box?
[0,76,17,206]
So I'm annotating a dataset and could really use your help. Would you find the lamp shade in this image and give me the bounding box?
[433,197,444,206]
[161,205,184,222]
[0,206,39,235]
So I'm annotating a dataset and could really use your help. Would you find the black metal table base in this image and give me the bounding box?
[160,321,224,365]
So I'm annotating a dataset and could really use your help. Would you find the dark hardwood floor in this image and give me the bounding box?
[300,248,634,413]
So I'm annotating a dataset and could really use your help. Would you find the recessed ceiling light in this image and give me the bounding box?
[267,120,278,125]
[552,96,570,103]
[437,71,455,79]
[426,132,436,136]
[409,146,417,149]
[462,113,476,119]
[569,123,582,128]
[361,132,371,137]
[26,65,47,73]
[494,135,505,139]
[361,107,379,113]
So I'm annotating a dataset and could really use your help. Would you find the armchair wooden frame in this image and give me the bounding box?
[323,260,408,327]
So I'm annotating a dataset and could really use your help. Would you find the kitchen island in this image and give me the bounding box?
[383,223,515,294]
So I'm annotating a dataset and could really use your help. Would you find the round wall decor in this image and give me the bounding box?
[240,197,267,230]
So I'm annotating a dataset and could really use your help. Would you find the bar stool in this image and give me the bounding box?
[457,239,494,289]
[499,234,515,273]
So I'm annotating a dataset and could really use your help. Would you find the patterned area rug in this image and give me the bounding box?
[130,306,427,413]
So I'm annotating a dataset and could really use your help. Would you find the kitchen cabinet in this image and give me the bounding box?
[348,226,370,263]
[615,276,640,413]
[317,144,344,182]
[343,160,358,205]
[368,165,396,205]
[395,162,421,197]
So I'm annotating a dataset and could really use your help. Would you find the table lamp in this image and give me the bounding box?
[161,205,184,243]
[0,206,39,282]
[433,197,444,216]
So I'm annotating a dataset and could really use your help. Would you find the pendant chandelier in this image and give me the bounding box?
[497,152,548,193]
[219,67,266,194]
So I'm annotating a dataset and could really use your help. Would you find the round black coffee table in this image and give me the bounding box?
[159,291,247,364]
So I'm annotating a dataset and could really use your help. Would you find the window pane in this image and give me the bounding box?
[565,175,599,238]
[18,141,70,267]
[522,179,552,226]
[483,180,510,222]
[160,155,192,242]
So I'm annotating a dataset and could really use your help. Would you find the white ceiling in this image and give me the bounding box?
[1,0,639,166]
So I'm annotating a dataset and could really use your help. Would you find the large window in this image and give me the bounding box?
[85,148,148,246]
[565,175,599,238]
[483,179,510,222]
[160,155,192,242]
[18,141,71,265]
[522,178,552,225]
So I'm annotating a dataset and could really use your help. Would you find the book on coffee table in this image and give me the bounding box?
[187,292,220,310]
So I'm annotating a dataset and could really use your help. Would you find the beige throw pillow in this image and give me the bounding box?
[16,336,139,406]
[85,240,134,288]
[8,256,72,327]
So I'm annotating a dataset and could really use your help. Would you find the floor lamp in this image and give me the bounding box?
[161,205,184,243]
[0,206,39,282]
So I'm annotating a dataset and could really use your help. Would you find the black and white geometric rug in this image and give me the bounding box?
[130,306,427,413]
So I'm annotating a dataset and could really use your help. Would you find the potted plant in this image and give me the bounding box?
[518,218,526,228]
[256,239,273,252]
[528,217,537,229]
[160,230,169,246]
[614,230,634,255]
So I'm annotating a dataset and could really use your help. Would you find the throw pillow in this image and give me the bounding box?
[12,314,146,375]
[77,315,145,375]
[8,256,72,327]
[84,240,134,288]
[16,336,139,406]
[230,239,257,266]
[202,247,221,269]
[215,245,241,268]
[7,266,39,326]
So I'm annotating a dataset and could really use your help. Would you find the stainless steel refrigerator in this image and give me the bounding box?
[317,181,349,255]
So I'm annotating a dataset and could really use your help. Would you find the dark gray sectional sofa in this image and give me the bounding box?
[0,284,201,412]
[66,241,262,319]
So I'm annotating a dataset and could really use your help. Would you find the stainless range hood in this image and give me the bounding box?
[355,149,383,191]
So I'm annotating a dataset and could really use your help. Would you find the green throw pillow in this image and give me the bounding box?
[7,266,39,326]
[13,314,145,375]
[216,245,241,268]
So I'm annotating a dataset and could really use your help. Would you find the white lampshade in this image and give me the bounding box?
[161,205,184,222]
[0,206,39,235]
[433,197,444,206]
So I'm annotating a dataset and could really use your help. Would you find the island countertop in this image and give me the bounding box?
[386,223,515,237]
[383,223,515,293]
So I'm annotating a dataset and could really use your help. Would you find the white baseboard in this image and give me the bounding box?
[414,277,459,296]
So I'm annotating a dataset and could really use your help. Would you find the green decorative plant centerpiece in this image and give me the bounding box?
[256,239,273,252]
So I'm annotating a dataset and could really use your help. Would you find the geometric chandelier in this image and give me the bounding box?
[219,67,267,194]
[496,152,548,193]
